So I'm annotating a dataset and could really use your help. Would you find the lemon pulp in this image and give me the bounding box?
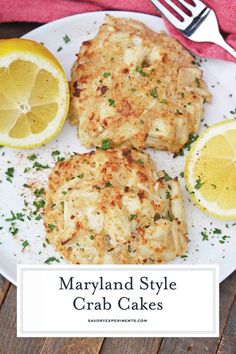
[0,38,69,148]
[185,120,236,219]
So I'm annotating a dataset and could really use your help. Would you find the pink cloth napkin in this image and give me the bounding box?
[1,0,235,62]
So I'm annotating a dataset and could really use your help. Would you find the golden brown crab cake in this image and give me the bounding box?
[69,15,211,154]
[44,148,188,264]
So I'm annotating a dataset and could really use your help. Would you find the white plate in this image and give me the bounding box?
[0,11,235,285]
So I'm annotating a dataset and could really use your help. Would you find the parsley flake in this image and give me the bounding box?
[34,188,45,197]
[6,211,24,222]
[195,77,200,87]
[164,171,172,182]
[150,88,158,98]
[63,34,71,43]
[44,256,60,264]
[213,228,221,235]
[48,224,56,231]
[101,139,111,150]
[108,98,115,106]
[194,178,204,190]
[136,159,144,164]
[22,240,29,249]
[129,214,137,221]
[5,167,14,182]
[33,161,50,170]
[135,66,146,77]
[201,231,209,241]
[9,224,18,236]
[160,98,168,104]
[28,154,37,161]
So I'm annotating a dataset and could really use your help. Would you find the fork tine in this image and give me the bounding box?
[151,0,184,27]
[177,0,207,12]
[177,0,194,11]
[162,0,189,18]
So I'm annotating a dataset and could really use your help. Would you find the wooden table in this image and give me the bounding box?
[0,22,235,354]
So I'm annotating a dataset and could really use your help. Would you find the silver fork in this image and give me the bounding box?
[151,0,236,59]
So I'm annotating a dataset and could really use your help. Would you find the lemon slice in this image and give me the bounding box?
[0,38,69,148]
[185,119,236,219]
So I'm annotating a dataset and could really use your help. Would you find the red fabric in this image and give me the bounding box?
[0,0,235,62]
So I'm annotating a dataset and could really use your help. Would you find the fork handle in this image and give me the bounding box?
[214,36,236,59]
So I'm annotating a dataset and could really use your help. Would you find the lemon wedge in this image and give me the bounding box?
[0,38,69,148]
[185,119,236,219]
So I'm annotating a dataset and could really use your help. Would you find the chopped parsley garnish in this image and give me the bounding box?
[175,109,182,115]
[211,184,217,189]
[28,154,37,161]
[22,240,29,249]
[103,72,111,78]
[48,224,56,231]
[35,215,42,221]
[6,211,24,222]
[184,133,199,151]
[175,133,199,156]
[136,159,144,164]
[77,173,84,178]
[23,183,31,188]
[164,171,172,182]
[195,77,200,87]
[34,188,45,197]
[181,255,188,258]
[9,224,18,236]
[57,46,63,52]
[160,98,168,104]
[44,256,60,264]
[101,139,111,150]
[5,167,14,182]
[135,66,146,77]
[51,150,65,162]
[51,150,60,157]
[180,172,184,178]
[33,199,45,213]
[127,244,132,252]
[213,228,221,234]
[105,181,112,187]
[33,161,50,170]
[194,178,204,190]
[166,191,171,199]
[201,231,209,241]
[230,108,236,115]
[90,235,94,240]
[129,214,137,221]
[150,88,158,98]
[108,98,115,106]
[63,34,71,43]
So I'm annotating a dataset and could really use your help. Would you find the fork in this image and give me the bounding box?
[151,0,236,59]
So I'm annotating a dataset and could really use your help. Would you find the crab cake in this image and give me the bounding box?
[69,15,211,154]
[44,148,188,264]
